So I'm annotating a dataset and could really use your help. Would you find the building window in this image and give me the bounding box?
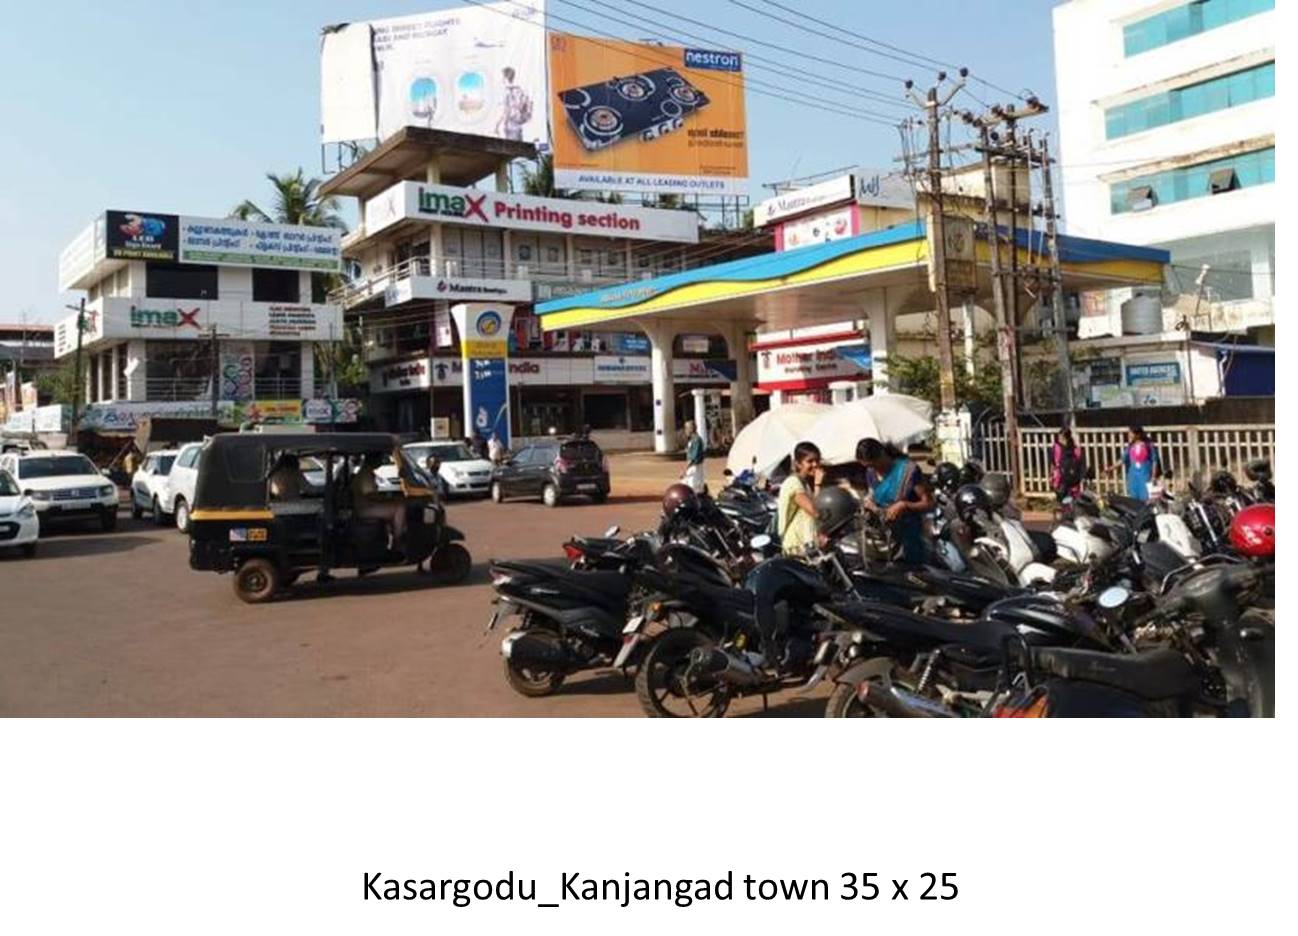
[582,392,629,430]
[145,340,213,401]
[145,262,219,300]
[1104,62,1274,139]
[1175,248,1256,301]
[252,268,300,303]
[1124,0,1273,57]
[255,341,302,398]
[1110,147,1274,214]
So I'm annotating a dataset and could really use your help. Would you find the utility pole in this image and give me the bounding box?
[209,324,220,419]
[906,69,967,413]
[1039,133,1075,419]
[977,123,1022,489]
[71,297,85,436]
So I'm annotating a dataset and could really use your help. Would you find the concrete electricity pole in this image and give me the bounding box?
[69,298,86,436]
[906,70,967,413]
[1039,133,1076,419]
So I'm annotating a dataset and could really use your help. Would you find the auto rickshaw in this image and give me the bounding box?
[188,433,471,603]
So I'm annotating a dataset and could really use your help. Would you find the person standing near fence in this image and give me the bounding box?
[1106,425,1160,500]
[1050,428,1086,502]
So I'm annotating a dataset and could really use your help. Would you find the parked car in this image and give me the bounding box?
[162,442,204,533]
[130,449,179,524]
[0,449,118,532]
[407,441,491,497]
[374,445,458,497]
[490,438,610,507]
[0,468,40,556]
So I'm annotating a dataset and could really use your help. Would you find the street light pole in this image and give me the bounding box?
[69,298,85,438]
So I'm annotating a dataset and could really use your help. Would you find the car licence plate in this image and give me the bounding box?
[578,483,598,492]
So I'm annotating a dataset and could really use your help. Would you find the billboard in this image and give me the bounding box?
[548,34,748,196]
[319,1,548,146]
[450,303,515,446]
[106,210,179,261]
[178,218,341,272]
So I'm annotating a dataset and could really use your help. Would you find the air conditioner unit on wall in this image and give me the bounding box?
[1127,185,1156,212]
[1208,168,1239,195]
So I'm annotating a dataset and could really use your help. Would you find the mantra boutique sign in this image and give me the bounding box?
[363,181,699,244]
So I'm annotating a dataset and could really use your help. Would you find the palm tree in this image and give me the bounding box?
[230,169,347,230]
[521,154,558,198]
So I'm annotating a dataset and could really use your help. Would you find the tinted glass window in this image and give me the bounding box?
[146,262,219,300]
[156,455,177,475]
[252,268,300,303]
[534,445,559,464]
[18,455,98,478]
[560,440,602,461]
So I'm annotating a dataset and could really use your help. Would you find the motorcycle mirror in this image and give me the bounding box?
[604,524,620,538]
[1097,585,1130,610]
[750,534,772,550]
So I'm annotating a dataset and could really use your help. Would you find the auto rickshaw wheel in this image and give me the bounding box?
[234,558,280,604]
[431,543,472,584]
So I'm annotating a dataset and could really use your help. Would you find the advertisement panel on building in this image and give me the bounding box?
[105,210,179,261]
[754,175,856,227]
[178,217,342,272]
[779,206,858,251]
[548,34,748,196]
[364,181,698,243]
[319,1,548,145]
[451,303,514,446]
[219,343,256,402]
[755,335,871,390]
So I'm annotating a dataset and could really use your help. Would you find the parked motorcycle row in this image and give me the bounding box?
[487,458,1274,717]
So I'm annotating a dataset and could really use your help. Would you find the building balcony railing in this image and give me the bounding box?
[329,255,681,310]
[144,375,304,402]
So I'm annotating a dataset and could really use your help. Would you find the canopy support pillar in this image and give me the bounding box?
[722,322,755,437]
[640,319,679,454]
[865,291,895,395]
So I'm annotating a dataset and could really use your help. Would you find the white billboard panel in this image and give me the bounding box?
[320,2,548,146]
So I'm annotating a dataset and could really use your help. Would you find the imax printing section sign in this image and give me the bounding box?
[363,181,699,243]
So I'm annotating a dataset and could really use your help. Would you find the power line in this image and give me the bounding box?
[745,0,1028,102]
[565,0,913,112]
[465,0,903,126]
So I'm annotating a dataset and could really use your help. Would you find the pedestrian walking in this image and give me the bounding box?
[1106,425,1160,500]
[1050,427,1086,503]
[682,420,706,493]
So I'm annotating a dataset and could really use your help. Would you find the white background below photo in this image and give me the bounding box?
[0,722,1286,935]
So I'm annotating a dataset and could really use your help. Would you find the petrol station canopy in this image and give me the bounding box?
[534,219,1170,334]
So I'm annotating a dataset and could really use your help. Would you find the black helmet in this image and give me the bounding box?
[1245,459,1271,483]
[980,472,1011,509]
[953,484,991,522]
[958,460,985,487]
[1209,470,1238,495]
[662,482,699,518]
[934,461,961,494]
[814,486,859,538]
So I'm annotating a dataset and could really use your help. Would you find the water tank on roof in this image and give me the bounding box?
[1120,294,1163,336]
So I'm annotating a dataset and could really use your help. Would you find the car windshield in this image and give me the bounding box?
[410,443,474,462]
[0,471,19,496]
[19,455,98,478]
[301,457,325,474]
[155,455,177,475]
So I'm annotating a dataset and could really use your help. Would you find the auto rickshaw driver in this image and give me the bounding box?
[351,451,407,550]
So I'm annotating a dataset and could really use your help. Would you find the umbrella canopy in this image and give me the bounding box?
[726,403,830,477]
[804,395,933,465]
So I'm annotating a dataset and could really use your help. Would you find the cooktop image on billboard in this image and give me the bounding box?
[558,68,711,151]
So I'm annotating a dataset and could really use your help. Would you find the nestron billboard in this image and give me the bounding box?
[320,1,548,146]
[548,34,749,196]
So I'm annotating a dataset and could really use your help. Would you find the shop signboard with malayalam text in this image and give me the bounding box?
[178,218,341,272]
[364,181,698,243]
[547,34,748,196]
[450,304,514,447]
[320,1,549,146]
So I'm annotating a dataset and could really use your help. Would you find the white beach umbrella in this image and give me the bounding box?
[804,395,934,465]
[726,403,830,477]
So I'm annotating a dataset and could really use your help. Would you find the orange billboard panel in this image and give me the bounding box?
[548,34,748,196]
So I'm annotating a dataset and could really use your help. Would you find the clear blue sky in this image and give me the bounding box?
[0,0,1056,323]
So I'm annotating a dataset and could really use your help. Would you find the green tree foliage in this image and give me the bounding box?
[36,362,81,406]
[230,168,347,229]
[887,353,1004,411]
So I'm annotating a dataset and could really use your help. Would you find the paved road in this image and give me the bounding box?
[0,495,828,717]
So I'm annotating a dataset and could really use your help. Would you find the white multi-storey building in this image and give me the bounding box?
[1053,0,1275,341]
[55,210,350,433]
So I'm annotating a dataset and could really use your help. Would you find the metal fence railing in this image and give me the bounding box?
[977,420,1275,497]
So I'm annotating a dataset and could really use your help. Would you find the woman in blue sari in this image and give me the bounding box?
[856,438,935,565]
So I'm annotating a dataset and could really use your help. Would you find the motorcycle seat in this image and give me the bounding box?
[1106,494,1146,517]
[833,599,1017,653]
[493,561,632,600]
[1028,647,1198,701]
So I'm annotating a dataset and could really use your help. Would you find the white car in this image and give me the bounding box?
[0,468,39,557]
[0,449,119,532]
[162,442,204,533]
[385,441,492,497]
[130,449,180,525]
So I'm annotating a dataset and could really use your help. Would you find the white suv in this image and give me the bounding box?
[130,449,179,525]
[0,449,119,532]
[0,468,40,556]
[163,442,204,532]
